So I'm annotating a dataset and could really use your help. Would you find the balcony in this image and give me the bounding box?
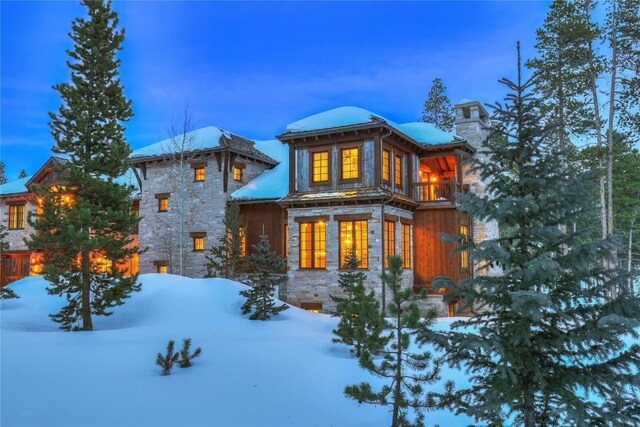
[412,179,467,205]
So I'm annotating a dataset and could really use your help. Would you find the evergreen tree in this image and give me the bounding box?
[421,77,455,132]
[0,224,19,301]
[156,340,179,376]
[18,169,28,179]
[205,201,245,278]
[331,247,386,358]
[0,161,6,185]
[526,0,594,151]
[240,234,288,320]
[26,0,140,331]
[178,338,202,368]
[346,256,442,427]
[424,48,640,427]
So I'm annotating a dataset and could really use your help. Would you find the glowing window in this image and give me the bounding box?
[382,149,391,182]
[384,220,395,268]
[233,166,243,182]
[394,155,402,186]
[339,220,368,269]
[194,167,205,181]
[157,264,168,274]
[8,204,25,229]
[193,236,205,251]
[158,196,168,212]
[239,226,246,257]
[401,223,411,269]
[312,151,329,183]
[300,221,326,269]
[460,224,470,269]
[341,148,359,180]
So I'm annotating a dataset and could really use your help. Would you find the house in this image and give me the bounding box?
[1,100,496,316]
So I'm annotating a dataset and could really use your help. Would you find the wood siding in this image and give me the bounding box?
[239,202,287,260]
[413,207,470,293]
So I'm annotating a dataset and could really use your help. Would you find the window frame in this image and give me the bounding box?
[382,149,391,183]
[384,220,395,268]
[193,236,205,251]
[156,193,169,212]
[194,167,205,182]
[339,219,368,269]
[309,148,331,186]
[339,145,362,184]
[401,223,412,269]
[394,154,403,187]
[459,223,470,270]
[232,162,245,182]
[8,203,25,230]
[299,220,326,269]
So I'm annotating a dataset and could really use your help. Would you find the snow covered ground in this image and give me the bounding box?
[1,275,474,427]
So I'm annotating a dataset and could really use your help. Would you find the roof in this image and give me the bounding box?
[0,176,32,196]
[130,126,277,165]
[278,187,418,206]
[280,106,461,147]
[231,140,289,201]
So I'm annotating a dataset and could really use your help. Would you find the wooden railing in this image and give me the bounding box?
[412,179,460,203]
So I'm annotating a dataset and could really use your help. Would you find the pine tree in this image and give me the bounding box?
[346,256,442,427]
[331,247,386,358]
[156,340,179,376]
[240,234,288,320]
[178,338,202,368]
[205,201,245,278]
[0,161,7,184]
[424,47,640,427]
[421,77,455,132]
[18,169,28,179]
[26,0,140,331]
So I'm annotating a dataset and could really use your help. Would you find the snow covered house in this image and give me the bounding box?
[1,100,495,316]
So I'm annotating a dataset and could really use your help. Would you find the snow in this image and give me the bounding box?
[284,106,458,146]
[1,275,473,427]
[130,126,226,158]
[0,176,32,195]
[231,140,289,201]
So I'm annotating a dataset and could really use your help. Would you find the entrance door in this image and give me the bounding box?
[1,253,31,286]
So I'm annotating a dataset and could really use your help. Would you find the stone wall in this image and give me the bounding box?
[285,204,416,313]
[0,197,36,251]
[137,153,269,277]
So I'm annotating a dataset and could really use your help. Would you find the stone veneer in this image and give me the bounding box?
[137,154,269,277]
[286,204,416,313]
[1,198,36,251]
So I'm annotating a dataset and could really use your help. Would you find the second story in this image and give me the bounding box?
[276,104,481,209]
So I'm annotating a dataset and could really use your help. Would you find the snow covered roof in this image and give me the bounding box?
[130,126,277,165]
[0,176,32,196]
[281,106,460,146]
[231,140,289,201]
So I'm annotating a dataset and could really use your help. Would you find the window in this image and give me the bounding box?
[394,155,403,187]
[8,204,25,229]
[193,236,205,251]
[194,167,205,181]
[460,224,470,269]
[341,147,359,180]
[300,302,322,313]
[284,224,289,257]
[401,223,411,269]
[311,151,329,183]
[157,264,168,274]
[382,149,391,182]
[384,220,395,268]
[233,166,243,182]
[339,220,368,268]
[156,194,169,212]
[239,226,246,257]
[300,221,326,269]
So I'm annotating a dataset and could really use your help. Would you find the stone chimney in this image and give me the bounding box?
[454,100,490,150]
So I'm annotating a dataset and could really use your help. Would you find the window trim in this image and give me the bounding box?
[299,221,326,269]
[338,219,368,269]
[193,166,205,182]
[401,223,412,269]
[232,162,245,182]
[384,220,395,268]
[394,154,403,188]
[155,193,169,212]
[338,144,363,184]
[459,223,470,271]
[382,148,391,183]
[309,147,332,186]
[8,203,25,230]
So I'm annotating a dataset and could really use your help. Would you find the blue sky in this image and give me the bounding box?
[1,1,551,181]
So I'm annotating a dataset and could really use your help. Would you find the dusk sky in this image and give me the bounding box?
[1,1,551,181]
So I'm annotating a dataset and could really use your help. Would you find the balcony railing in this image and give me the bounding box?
[412,179,463,203]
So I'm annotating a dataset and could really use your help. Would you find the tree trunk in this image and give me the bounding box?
[392,304,402,427]
[81,249,93,331]
[523,385,536,427]
[607,0,619,239]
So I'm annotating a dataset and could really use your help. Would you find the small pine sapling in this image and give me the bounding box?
[331,247,387,357]
[156,340,179,376]
[178,338,202,368]
[240,234,288,320]
[346,256,442,427]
